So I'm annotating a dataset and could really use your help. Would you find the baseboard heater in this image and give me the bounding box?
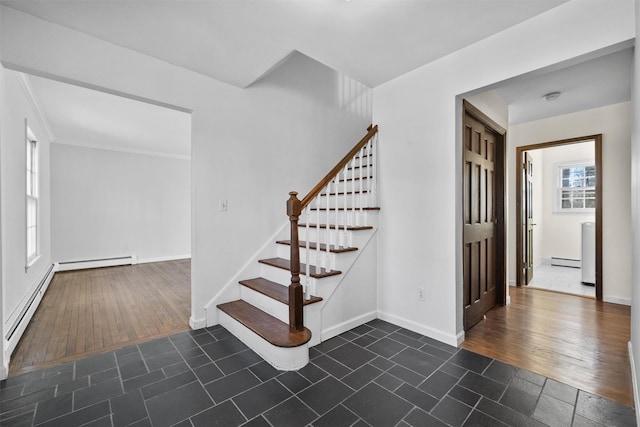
[57,255,136,272]
[550,257,581,268]
[5,263,55,341]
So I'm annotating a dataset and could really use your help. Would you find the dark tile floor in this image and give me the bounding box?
[0,319,636,426]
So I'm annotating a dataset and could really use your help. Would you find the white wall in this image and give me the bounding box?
[0,8,372,328]
[0,67,53,375]
[373,0,635,344]
[51,143,190,263]
[509,104,631,303]
[538,141,595,262]
[630,0,640,417]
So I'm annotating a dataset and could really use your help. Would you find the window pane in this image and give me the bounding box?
[570,178,584,188]
[573,199,584,209]
[562,200,571,209]
[562,168,571,178]
[27,227,36,258]
[585,166,595,176]
[570,167,584,178]
[585,199,596,208]
[572,190,584,198]
[562,190,571,198]
[586,177,596,187]
[562,179,570,188]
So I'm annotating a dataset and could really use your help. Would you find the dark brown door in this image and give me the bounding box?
[463,112,498,330]
[523,152,534,285]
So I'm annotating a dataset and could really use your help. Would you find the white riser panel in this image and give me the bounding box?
[324,180,373,195]
[298,228,354,245]
[276,246,359,272]
[241,285,289,323]
[218,310,309,371]
[313,194,372,209]
[304,211,374,228]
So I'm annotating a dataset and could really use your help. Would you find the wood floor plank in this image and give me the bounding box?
[8,259,191,376]
[462,286,632,407]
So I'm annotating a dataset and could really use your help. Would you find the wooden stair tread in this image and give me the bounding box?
[239,277,322,305]
[309,207,380,211]
[299,223,373,231]
[217,300,311,347]
[276,240,358,253]
[259,257,341,278]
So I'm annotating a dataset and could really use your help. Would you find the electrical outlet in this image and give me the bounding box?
[417,287,425,301]
[219,200,228,211]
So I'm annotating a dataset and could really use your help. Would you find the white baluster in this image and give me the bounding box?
[305,206,310,300]
[325,184,331,271]
[358,146,364,224]
[334,174,340,249]
[315,195,321,276]
[372,134,378,207]
[343,162,348,248]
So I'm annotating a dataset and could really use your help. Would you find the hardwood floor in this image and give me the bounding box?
[462,286,633,407]
[9,259,191,377]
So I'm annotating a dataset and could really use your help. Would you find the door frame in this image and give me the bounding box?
[462,100,507,325]
[515,135,603,300]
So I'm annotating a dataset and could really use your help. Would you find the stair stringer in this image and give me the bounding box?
[202,221,289,327]
[317,230,379,342]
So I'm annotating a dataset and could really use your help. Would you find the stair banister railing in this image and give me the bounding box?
[286,125,378,332]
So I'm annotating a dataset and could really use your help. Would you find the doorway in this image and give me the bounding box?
[515,135,602,300]
[462,100,506,330]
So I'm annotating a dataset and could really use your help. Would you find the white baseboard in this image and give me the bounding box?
[377,311,459,347]
[603,295,632,306]
[321,311,377,342]
[189,316,207,330]
[57,256,133,271]
[509,280,517,287]
[629,342,639,425]
[506,295,511,305]
[137,254,191,264]
[5,264,56,372]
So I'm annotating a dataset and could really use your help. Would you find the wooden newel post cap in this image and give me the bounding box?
[287,191,301,217]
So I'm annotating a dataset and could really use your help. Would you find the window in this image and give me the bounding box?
[26,126,39,266]
[554,162,596,212]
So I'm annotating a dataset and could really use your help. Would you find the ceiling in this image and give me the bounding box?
[27,74,191,158]
[494,47,633,124]
[4,1,631,156]
[2,0,568,88]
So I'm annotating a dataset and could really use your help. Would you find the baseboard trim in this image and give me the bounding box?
[57,256,133,271]
[189,316,207,330]
[5,263,56,368]
[603,295,632,306]
[137,255,191,264]
[629,342,639,425]
[377,311,458,347]
[321,311,377,342]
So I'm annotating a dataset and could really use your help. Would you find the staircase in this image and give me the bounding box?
[217,125,379,370]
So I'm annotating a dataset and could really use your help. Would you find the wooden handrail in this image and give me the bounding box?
[285,125,378,332]
[300,125,378,209]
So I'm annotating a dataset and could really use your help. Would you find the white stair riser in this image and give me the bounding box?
[298,227,376,249]
[276,245,358,271]
[239,285,321,342]
[259,263,343,301]
[303,210,373,227]
[324,180,373,195]
[312,194,373,208]
[218,310,309,371]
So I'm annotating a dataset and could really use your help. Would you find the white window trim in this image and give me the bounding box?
[552,159,596,214]
[25,124,40,269]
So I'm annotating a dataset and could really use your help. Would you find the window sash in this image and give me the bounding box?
[555,163,596,212]
[26,129,38,265]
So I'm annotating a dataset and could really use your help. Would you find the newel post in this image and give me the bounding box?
[287,191,304,332]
